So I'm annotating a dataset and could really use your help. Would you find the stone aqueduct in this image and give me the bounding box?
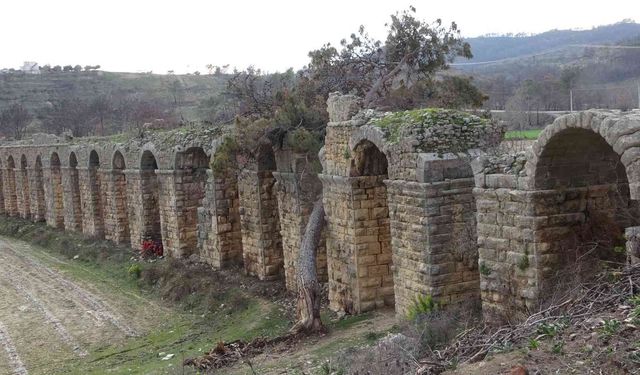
[1,93,639,321]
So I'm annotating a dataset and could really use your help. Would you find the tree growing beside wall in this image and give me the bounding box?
[217,7,482,334]
[307,6,473,108]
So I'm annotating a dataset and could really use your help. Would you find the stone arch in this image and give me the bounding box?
[527,111,640,196]
[49,152,65,228]
[473,112,640,317]
[4,155,17,216]
[65,151,84,232]
[174,146,210,256]
[139,150,163,249]
[349,139,395,311]
[527,123,640,295]
[18,154,31,219]
[109,150,130,243]
[32,155,46,222]
[238,142,284,279]
[348,126,389,161]
[87,150,105,237]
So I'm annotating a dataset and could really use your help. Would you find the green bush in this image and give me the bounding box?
[407,294,438,321]
[479,262,491,276]
[128,264,142,279]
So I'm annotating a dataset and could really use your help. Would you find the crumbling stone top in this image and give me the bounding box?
[479,151,528,176]
[366,108,503,155]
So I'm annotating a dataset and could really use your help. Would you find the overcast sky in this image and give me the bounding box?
[1,0,637,73]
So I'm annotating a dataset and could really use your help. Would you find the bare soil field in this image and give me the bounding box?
[0,237,167,374]
[0,231,398,375]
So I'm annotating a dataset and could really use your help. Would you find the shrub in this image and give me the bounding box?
[599,318,621,338]
[128,264,142,279]
[479,262,491,276]
[407,294,438,321]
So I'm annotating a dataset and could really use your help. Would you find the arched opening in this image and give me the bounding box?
[19,155,31,219]
[140,150,163,250]
[348,140,395,311]
[111,151,130,243]
[175,147,210,255]
[533,128,640,297]
[67,152,83,232]
[88,150,105,237]
[50,152,64,228]
[238,143,284,279]
[33,156,46,222]
[4,156,17,216]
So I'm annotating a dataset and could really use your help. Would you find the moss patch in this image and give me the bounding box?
[369,108,490,144]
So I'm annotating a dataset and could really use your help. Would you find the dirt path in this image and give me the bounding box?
[0,237,159,374]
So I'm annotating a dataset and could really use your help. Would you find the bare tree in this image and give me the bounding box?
[291,199,326,334]
[0,104,32,140]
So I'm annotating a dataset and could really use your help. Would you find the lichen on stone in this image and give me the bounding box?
[367,108,502,155]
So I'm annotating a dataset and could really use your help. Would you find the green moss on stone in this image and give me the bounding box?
[370,108,490,144]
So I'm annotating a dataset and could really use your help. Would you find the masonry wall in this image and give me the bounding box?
[199,170,243,268]
[62,166,83,232]
[238,169,283,280]
[104,169,130,244]
[16,165,31,219]
[28,165,46,222]
[388,178,480,316]
[273,169,328,291]
[2,166,17,216]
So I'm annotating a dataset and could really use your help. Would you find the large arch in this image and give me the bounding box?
[4,155,18,216]
[173,147,210,257]
[64,152,84,232]
[49,152,65,228]
[526,115,640,300]
[474,111,640,322]
[32,155,46,222]
[349,139,395,310]
[139,150,163,250]
[108,150,130,244]
[18,154,31,219]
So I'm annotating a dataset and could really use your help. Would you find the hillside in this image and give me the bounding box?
[462,21,640,63]
[0,70,228,135]
[452,22,640,112]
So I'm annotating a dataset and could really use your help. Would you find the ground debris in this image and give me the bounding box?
[183,334,299,371]
[417,263,640,374]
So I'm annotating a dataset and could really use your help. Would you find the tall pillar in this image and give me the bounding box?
[104,169,130,244]
[156,170,181,257]
[44,165,65,228]
[0,169,5,216]
[273,170,327,291]
[3,167,17,216]
[28,167,46,222]
[238,169,283,280]
[200,169,243,268]
[62,166,83,232]
[124,170,144,250]
[15,167,30,219]
[78,167,106,238]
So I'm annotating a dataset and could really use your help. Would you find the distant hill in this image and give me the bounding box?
[0,70,228,135]
[450,21,640,112]
[462,21,640,63]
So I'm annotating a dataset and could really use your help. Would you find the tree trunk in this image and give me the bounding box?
[291,198,326,334]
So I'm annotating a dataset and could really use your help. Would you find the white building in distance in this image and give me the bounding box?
[21,61,40,75]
